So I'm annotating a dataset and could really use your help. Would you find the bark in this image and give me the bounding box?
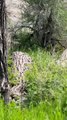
[0,0,9,104]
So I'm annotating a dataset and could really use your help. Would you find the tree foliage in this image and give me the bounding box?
[11,0,66,50]
[23,0,64,48]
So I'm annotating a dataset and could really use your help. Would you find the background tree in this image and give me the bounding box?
[11,0,67,52]
[24,0,64,47]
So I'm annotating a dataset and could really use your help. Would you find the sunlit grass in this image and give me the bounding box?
[0,100,66,120]
[7,32,67,120]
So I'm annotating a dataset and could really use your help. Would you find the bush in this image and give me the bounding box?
[12,31,38,52]
[24,48,67,106]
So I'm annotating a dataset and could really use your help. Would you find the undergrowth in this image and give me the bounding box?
[6,32,67,120]
[0,100,66,120]
[24,48,67,106]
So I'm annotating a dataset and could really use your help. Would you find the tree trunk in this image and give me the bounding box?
[0,0,9,104]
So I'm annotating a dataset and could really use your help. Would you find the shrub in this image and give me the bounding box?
[24,48,67,106]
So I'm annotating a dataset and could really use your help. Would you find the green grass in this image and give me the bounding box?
[7,31,67,120]
[0,100,66,120]
[7,47,67,120]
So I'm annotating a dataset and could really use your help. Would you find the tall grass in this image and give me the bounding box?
[7,32,67,120]
[0,100,66,120]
